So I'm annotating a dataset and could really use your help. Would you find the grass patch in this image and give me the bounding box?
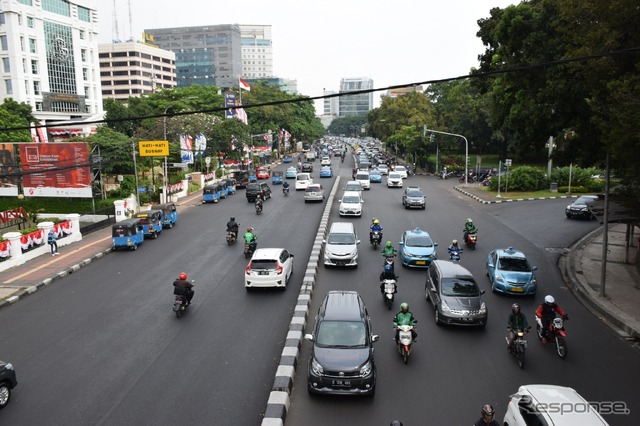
[468,186,591,199]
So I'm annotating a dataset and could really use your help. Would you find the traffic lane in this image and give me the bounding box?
[0,188,323,425]
[287,176,640,425]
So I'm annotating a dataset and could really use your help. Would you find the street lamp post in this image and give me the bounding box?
[423,128,469,186]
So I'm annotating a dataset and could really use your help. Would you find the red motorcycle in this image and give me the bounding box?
[535,315,569,359]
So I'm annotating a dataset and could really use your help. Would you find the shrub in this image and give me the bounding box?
[558,186,590,193]
[215,168,224,178]
[490,166,548,191]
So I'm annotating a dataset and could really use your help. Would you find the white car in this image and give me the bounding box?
[377,164,389,175]
[394,165,408,179]
[344,180,364,202]
[304,184,325,202]
[355,170,371,190]
[295,173,313,190]
[339,191,363,217]
[387,172,403,188]
[320,156,331,166]
[503,384,610,426]
[244,248,294,290]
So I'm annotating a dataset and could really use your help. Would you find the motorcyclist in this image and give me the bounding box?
[243,227,257,252]
[226,217,239,239]
[473,404,499,426]
[173,272,194,305]
[463,218,478,243]
[255,195,263,212]
[507,303,530,349]
[381,241,397,257]
[393,302,417,342]
[282,180,290,194]
[448,239,461,252]
[370,218,383,243]
[536,295,568,342]
[379,263,398,288]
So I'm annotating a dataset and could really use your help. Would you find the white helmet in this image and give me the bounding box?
[544,295,555,304]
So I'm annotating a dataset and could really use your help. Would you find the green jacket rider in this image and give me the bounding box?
[393,302,417,341]
[381,241,397,256]
[243,228,257,247]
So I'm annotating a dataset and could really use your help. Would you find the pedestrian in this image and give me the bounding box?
[48,228,59,256]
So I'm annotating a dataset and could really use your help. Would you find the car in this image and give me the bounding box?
[285,166,298,179]
[387,172,403,188]
[339,191,363,217]
[248,173,257,183]
[402,186,426,209]
[369,169,382,183]
[377,164,389,175]
[305,291,379,396]
[295,172,313,190]
[0,360,17,409]
[503,384,610,426]
[358,160,371,170]
[256,167,270,179]
[283,156,293,163]
[486,247,537,295]
[393,165,408,179]
[244,248,294,290]
[565,195,598,219]
[355,170,371,190]
[323,222,360,267]
[399,227,438,268]
[425,260,487,327]
[304,184,325,202]
[320,156,331,166]
[301,162,314,173]
[319,166,333,178]
[245,182,271,202]
[344,181,364,201]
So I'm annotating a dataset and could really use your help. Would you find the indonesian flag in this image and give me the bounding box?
[239,78,251,91]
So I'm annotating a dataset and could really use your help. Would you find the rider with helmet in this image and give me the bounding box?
[474,404,499,426]
[173,272,194,305]
[243,227,257,252]
[507,303,530,349]
[536,295,568,342]
[463,218,478,243]
[448,239,461,252]
[282,180,290,194]
[393,302,417,342]
[381,241,397,257]
[370,218,383,243]
[226,217,239,239]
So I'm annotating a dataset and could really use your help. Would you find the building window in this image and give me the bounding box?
[113,61,127,67]
[5,79,13,95]
[20,37,24,52]
[100,71,110,77]
[114,80,128,85]
[0,36,7,51]
[18,0,33,5]
[81,49,87,62]
[114,89,129,95]
[102,89,113,95]
[112,70,128,76]
[79,29,85,40]
[2,57,10,73]
[112,52,127,57]
[82,68,88,80]
[84,86,89,99]
[24,80,29,94]
[78,6,91,22]
[31,60,38,74]
[129,61,140,67]
[42,0,71,17]
[98,53,109,58]
[27,16,34,28]
[35,101,43,111]
[29,38,36,53]
[43,21,77,95]
[0,13,5,25]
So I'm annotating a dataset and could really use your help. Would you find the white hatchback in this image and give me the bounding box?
[387,172,403,188]
[295,173,313,190]
[244,248,294,290]
[394,165,408,179]
[339,191,363,217]
[320,156,331,166]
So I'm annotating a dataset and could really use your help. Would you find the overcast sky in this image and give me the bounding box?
[97,0,516,111]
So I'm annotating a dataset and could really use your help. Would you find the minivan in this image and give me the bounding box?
[323,222,360,267]
[355,170,371,190]
[305,291,379,396]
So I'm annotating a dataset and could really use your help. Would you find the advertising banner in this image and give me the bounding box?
[0,143,19,196]
[19,142,92,198]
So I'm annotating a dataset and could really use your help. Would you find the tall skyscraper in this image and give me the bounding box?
[145,24,242,89]
[239,25,272,79]
[0,0,103,135]
[338,77,374,117]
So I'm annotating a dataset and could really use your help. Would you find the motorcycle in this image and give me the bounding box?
[383,254,396,274]
[255,198,263,215]
[172,281,194,318]
[381,278,397,309]
[448,248,463,262]
[244,242,256,259]
[535,315,569,359]
[395,323,416,363]
[283,186,290,197]
[370,231,382,249]
[226,230,238,246]
[506,328,529,369]
[464,231,477,250]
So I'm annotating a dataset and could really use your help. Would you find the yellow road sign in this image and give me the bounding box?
[139,140,169,157]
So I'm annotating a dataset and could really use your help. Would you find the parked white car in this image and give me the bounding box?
[244,248,294,290]
[339,191,363,217]
[387,171,403,188]
[295,173,313,190]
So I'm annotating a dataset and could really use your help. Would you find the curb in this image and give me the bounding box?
[453,186,579,204]
[0,248,112,310]
[261,177,340,426]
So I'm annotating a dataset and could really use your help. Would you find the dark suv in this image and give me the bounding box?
[301,162,313,173]
[245,182,271,202]
[305,291,378,396]
[0,360,17,409]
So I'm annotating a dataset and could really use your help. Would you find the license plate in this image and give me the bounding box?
[416,260,426,265]
[332,380,351,387]
[511,287,524,293]
[258,271,269,275]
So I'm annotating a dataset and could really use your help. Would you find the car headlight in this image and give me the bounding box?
[360,361,373,377]
[311,358,324,375]
[530,278,537,285]
[479,302,487,314]
[495,274,504,283]
[5,363,14,370]
[350,248,358,256]
[441,301,451,312]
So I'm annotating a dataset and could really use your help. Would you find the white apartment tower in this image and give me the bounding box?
[239,25,273,79]
[0,0,103,134]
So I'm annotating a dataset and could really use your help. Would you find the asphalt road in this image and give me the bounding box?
[0,161,336,425]
[285,158,640,425]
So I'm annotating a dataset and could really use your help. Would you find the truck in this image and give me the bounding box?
[304,151,316,161]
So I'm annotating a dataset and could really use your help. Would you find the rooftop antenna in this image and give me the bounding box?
[127,0,133,42]
[112,0,120,42]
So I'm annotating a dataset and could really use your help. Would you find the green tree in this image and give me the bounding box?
[0,99,33,141]
[83,126,135,175]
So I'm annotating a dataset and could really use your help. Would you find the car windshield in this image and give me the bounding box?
[498,257,531,272]
[327,233,356,245]
[575,196,596,204]
[406,190,423,197]
[405,235,433,247]
[306,186,321,192]
[345,184,361,191]
[396,166,406,171]
[342,196,360,204]
[297,174,309,181]
[441,278,480,297]
[250,259,278,270]
[389,173,401,178]
[370,170,381,176]
[356,174,368,180]
[316,321,366,348]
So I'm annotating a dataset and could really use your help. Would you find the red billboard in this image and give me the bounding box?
[19,142,92,198]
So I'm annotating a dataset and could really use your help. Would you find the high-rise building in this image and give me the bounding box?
[338,77,373,117]
[99,41,176,101]
[323,90,338,116]
[239,25,272,79]
[145,24,242,89]
[0,0,103,135]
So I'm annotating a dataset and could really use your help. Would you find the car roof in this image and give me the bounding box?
[404,227,429,237]
[307,184,322,189]
[342,191,361,198]
[345,180,362,186]
[321,291,365,321]
[431,259,474,278]
[251,248,284,260]
[517,384,609,425]
[495,247,526,259]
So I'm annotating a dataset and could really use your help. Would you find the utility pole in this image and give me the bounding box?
[132,140,140,210]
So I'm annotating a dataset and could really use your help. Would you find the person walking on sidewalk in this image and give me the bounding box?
[48,229,59,256]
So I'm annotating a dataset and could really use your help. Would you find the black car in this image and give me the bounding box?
[402,186,426,209]
[0,360,17,409]
[301,162,313,173]
[305,291,378,396]
[245,182,271,202]
[565,195,598,219]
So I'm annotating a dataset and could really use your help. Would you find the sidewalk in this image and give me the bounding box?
[454,184,640,340]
